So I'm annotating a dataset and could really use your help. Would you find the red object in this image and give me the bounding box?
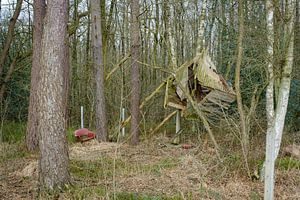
[74,128,95,142]
[181,144,194,149]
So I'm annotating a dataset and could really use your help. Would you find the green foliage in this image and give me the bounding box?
[0,121,26,143]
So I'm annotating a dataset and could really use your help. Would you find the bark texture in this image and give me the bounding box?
[26,0,46,152]
[91,0,108,141]
[38,0,70,189]
[130,0,141,145]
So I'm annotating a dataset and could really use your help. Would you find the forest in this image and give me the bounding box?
[0,0,299,199]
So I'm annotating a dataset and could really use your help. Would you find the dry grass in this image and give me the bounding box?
[0,135,300,200]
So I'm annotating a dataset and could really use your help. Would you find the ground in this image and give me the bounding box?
[0,135,300,200]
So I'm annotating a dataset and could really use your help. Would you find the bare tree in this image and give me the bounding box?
[38,0,70,189]
[0,0,22,78]
[130,0,141,145]
[26,0,46,151]
[91,0,108,141]
[264,0,296,199]
[234,0,250,174]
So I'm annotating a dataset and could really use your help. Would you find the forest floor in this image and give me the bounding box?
[0,134,300,200]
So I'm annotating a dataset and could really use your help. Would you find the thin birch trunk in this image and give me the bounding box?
[264,0,276,198]
[264,0,295,199]
[196,0,206,55]
[273,0,295,159]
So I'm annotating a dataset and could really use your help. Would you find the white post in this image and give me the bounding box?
[121,107,125,137]
[80,106,84,129]
[176,110,181,134]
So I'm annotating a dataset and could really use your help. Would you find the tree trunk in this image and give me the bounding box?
[26,0,46,152]
[0,0,22,78]
[38,0,70,190]
[264,0,276,198]
[91,0,108,141]
[130,0,141,145]
[235,0,249,165]
[273,0,295,160]
[196,0,206,54]
[0,57,17,102]
[264,0,295,199]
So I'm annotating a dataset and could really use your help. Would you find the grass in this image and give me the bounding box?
[70,158,127,181]
[67,155,182,199]
[277,157,300,170]
[70,156,179,182]
[113,192,184,200]
[0,121,26,143]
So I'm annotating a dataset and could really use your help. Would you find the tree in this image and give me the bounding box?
[38,0,70,189]
[26,0,46,151]
[130,0,141,145]
[91,0,108,141]
[264,0,296,199]
[234,0,250,175]
[0,0,22,78]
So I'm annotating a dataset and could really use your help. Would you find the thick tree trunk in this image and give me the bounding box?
[91,0,108,141]
[26,0,46,152]
[130,0,141,145]
[38,0,70,190]
[0,0,22,78]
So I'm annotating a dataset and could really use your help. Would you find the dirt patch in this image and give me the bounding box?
[13,161,38,178]
[69,140,122,161]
